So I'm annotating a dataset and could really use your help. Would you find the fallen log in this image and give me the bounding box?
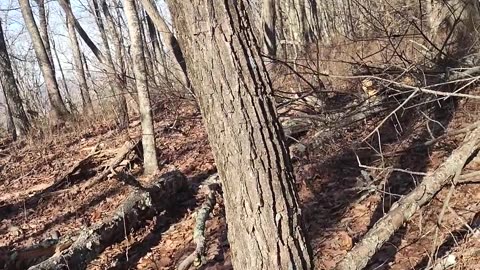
[27,170,187,270]
[289,102,386,157]
[80,139,141,191]
[0,145,99,217]
[281,118,312,138]
[335,122,480,270]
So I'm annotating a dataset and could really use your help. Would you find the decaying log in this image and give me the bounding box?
[27,170,187,270]
[281,118,312,138]
[177,175,220,270]
[1,234,75,269]
[0,145,99,216]
[335,123,480,270]
[80,139,141,190]
[289,101,386,157]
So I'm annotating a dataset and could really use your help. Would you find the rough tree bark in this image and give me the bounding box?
[167,1,313,269]
[18,0,70,122]
[124,0,159,175]
[65,0,93,114]
[0,19,29,138]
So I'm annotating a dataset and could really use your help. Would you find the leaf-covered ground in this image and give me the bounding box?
[1,95,479,269]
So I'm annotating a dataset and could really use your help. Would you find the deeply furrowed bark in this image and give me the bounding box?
[167,1,313,269]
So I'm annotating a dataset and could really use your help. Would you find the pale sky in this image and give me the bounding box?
[0,0,170,128]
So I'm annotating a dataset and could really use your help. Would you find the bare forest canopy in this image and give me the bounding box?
[1,0,480,269]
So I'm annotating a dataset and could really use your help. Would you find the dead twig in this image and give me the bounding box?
[80,139,141,191]
[335,123,480,270]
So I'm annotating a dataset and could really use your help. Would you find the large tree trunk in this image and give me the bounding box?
[18,0,70,122]
[0,19,29,138]
[167,1,313,269]
[65,0,93,114]
[124,0,159,175]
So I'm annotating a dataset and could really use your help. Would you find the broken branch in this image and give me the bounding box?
[335,122,480,270]
[28,170,187,270]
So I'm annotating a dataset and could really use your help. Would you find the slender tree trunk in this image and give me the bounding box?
[51,38,76,113]
[91,0,129,128]
[146,13,164,87]
[2,86,16,139]
[124,0,159,175]
[18,0,70,123]
[0,20,29,138]
[57,0,129,128]
[138,0,190,89]
[34,0,54,70]
[100,0,127,84]
[140,15,156,85]
[167,1,313,269]
[262,0,277,56]
[65,2,93,115]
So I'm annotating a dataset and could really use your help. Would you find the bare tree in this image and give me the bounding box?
[65,0,93,114]
[138,0,190,89]
[18,0,70,122]
[166,0,313,269]
[51,37,75,113]
[100,0,127,84]
[57,0,129,128]
[34,0,54,68]
[0,20,29,138]
[124,0,159,175]
[145,13,164,87]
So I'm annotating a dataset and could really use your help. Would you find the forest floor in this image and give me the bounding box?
[1,91,480,269]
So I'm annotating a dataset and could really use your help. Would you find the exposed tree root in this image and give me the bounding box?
[335,122,480,270]
[177,175,220,270]
[22,170,187,270]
